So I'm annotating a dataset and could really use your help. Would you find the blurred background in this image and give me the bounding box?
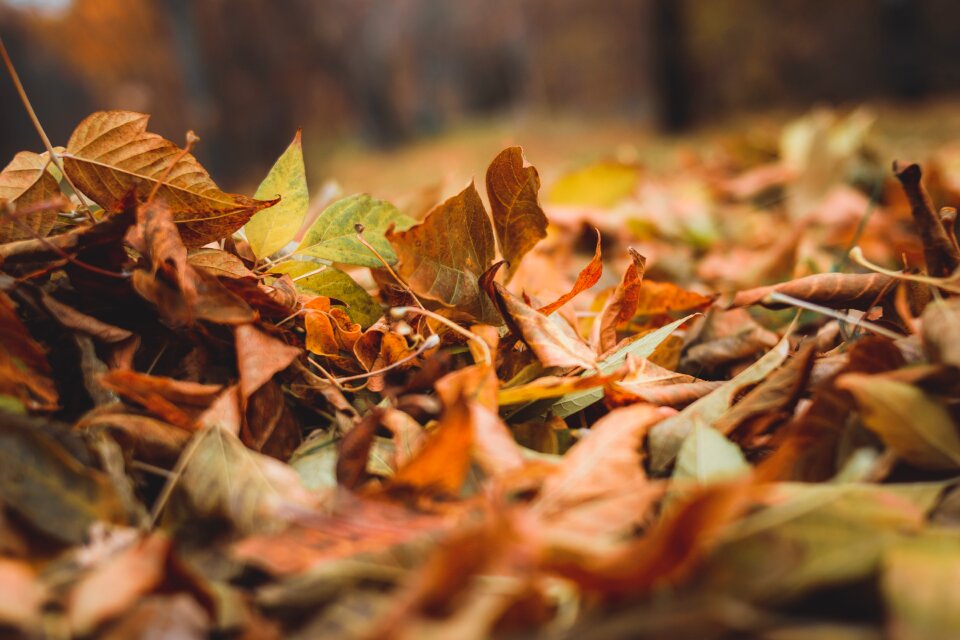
[4,0,960,199]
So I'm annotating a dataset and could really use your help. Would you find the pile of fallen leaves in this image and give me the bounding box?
[3,106,960,639]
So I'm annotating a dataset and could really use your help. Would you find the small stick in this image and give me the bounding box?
[766,291,903,341]
[355,223,425,310]
[391,305,492,366]
[0,36,94,220]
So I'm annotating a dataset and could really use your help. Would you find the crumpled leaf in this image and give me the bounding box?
[486,146,548,279]
[388,183,499,323]
[921,297,960,367]
[296,194,414,267]
[595,247,646,352]
[728,272,894,310]
[0,292,58,411]
[0,150,63,242]
[245,129,309,259]
[487,274,598,371]
[648,329,794,473]
[837,373,960,470]
[187,248,254,279]
[537,228,602,316]
[61,111,277,247]
[549,315,696,418]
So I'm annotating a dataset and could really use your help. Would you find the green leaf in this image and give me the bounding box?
[294,194,415,267]
[837,374,960,470]
[273,261,382,329]
[673,421,749,484]
[548,315,695,418]
[245,130,309,259]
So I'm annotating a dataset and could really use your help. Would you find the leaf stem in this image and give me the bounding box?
[0,35,94,220]
[391,305,492,366]
[354,224,425,310]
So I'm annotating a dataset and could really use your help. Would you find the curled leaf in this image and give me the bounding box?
[486,146,548,279]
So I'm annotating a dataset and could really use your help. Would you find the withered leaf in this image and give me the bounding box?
[0,151,63,242]
[648,330,794,473]
[893,162,960,278]
[234,324,301,403]
[838,373,960,470]
[595,248,646,353]
[485,146,548,280]
[0,411,127,543]
[537,229,602,316]
[489,276,598,370]
[713,341,817,442]
[387,182,499,323]
[728,272,895,310]
[178,425,316,534]
[61,111,277,247]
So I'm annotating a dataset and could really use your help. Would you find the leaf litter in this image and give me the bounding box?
[2,99,960,639]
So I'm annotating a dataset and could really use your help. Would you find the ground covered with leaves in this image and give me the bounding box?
[3,106,960,639]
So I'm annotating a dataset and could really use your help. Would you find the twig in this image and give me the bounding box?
[0,35,94,220]
[766,291,903,341]
[390,305,492,366]
[334,334,440,383]
[354,223,425,310]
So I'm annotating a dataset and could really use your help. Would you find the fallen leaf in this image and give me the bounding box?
[187,248,255,279]
[537,228,602,317]
[61,111,276,247]
[388,183,499,323]
[486,146,548,279]
[921,297,960,367]
[296,193,415,267]
[648,330,794,473]
[0,410,128,543]
[234,324,301,403]
[533,403,667,547]
[837,373,960,470]
[67,533,171,636]
[548,161,638,208]
[178,425,316,533]
[246,129,309,259]
[673,421,750,485]
[488,277,598,371]
[595,248,646,353]
[0,558,46,630]
[273,261,382,328]
[728,272,895,310]
[0,150,63,242]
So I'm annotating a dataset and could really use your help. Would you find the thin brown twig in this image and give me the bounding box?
[354,224,425,310]
[0,35,95,220]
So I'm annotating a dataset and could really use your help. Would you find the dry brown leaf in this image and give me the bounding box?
[537,229,602,316]
[727,272,895,310]
[62,111,277,247]
[0,151,63,242]
[595,248,646,353]
[387,182,499,323]
[486,146,548,280]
